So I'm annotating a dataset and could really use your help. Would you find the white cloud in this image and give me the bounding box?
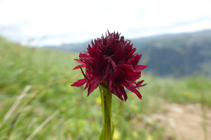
[0,0,211,45]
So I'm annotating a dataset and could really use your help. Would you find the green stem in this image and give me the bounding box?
[99,84,112,140]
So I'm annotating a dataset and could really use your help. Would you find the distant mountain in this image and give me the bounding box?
[42,30,211,77]
[132,30,211,77]
[42,41,90,52]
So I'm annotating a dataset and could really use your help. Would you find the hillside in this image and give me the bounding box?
[43,30,211,77]
[132,30,211,77]
[1,37,211,140]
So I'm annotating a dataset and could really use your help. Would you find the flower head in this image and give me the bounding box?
[71,31,147,101]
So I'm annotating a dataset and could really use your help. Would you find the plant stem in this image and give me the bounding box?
[99,84,112,140]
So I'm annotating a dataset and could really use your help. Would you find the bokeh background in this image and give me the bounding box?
[0,0,211,140]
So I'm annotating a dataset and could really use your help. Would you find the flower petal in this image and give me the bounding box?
[71,79,87,87]
[87,76,101,96]
[133,65,148,72]
[73,64,86,70]
[136,80,144,86]
[112,44,125,64]
[136,80,147,88]
[74,59,84,64]
[126,53,142,65]
[118,86,127,101]
[123,80,142,100]
[109,83,123,101]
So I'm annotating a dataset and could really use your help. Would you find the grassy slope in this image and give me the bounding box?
[0,37,211,140]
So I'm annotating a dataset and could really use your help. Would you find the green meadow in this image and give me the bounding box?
[0,37,211,140]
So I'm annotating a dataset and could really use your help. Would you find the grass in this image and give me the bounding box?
[0,37,211,140]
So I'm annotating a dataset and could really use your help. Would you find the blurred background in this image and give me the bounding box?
[0,0,211,140]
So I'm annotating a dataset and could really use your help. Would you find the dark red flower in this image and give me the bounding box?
[71,31,147,101]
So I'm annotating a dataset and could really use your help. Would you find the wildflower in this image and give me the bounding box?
[71,31,147,101]
[60,106,66,112]
[95,97,102,104]
[113,130,120,140]
[184,92,191,97]
[132,131,138,138]
[146,135,153,140]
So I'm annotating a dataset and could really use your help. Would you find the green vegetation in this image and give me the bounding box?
[0,37,211,140]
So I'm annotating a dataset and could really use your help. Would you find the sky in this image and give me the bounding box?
[0,0,211,46]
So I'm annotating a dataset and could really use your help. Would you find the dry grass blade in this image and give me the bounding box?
[0,85,31,129]
[25,110,59,140]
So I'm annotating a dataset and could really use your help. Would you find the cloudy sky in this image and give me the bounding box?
[0,0,211,46]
